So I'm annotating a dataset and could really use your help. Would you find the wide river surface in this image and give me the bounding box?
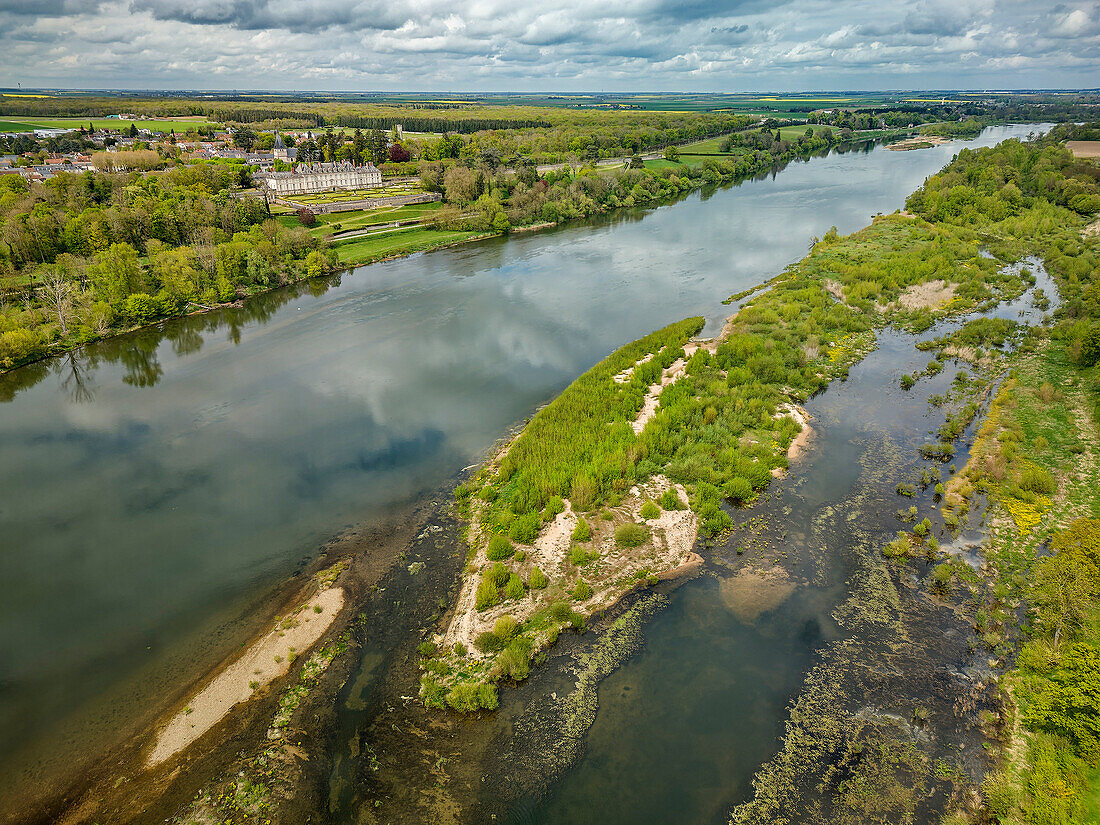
[0,125,1039,815]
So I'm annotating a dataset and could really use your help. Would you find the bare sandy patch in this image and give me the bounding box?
[441,477,698,654]
[824,279,845,302]
[888,135,951,151]
[1084,218,1100,238]
[147,587,344,767]
[897,279,955,311]
[1067,140,1100,159]
[772,404,814,476]
[719,567,796,623]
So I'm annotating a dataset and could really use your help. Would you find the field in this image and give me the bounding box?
[333,226,486,265]
[0,116,217,133]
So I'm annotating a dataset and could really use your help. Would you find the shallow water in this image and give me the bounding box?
[0,125,1040,816]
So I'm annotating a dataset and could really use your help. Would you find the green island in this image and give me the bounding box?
[417,121,1100,754]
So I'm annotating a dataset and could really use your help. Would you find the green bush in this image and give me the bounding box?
[474,631,505,653]
[417,641,436,657]
[445,681,498,713]
[486,535,515,561]
[1018,464,1056,496]
[542,496,565,521]
[504,573,525,600]
[725,476,754,503]
[573,581,593,601]
[900,374,916,389]
[614,522,648,547]
[529,566,549,589]
[496,640,531,681]
[572,517,591,542]
[640,501,660,520]
[493,615,519,640]
[509,511,542,543]
[658,488,685,510]
[453,642,467,656]
[486,562,510,586]
[476,576,500,611]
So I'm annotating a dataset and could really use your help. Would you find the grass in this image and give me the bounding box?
[276,201,444,238]
[333,226,486,265]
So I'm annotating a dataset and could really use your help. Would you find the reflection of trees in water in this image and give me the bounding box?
[0,271,347,399]
[57,352,96,403]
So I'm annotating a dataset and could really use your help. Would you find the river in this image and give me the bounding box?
[0,125,1041,821]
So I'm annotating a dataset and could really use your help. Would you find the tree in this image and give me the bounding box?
[370,129,387,165]
[37,261,76,334]
[233,128,256,151]
[443,165,481,205]
[389,142,411,163]
[88,242,142,305]
[1033,551,1097,646]
[664,145,680,162]
[128,123,138,138]
[629,154,644,169]
[296,207,316,227]
[352,128,366,164]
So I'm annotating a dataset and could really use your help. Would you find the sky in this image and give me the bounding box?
[1,0,1098,91]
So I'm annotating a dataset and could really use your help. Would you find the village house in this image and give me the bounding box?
[256,160,383,197]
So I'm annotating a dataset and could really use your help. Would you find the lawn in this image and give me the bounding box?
[334,226,486,265]
[277,201,444,238]
[0,116,217,133]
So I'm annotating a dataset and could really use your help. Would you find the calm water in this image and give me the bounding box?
[0,125,1039,814]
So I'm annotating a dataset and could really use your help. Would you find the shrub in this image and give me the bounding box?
[474,631,505,653]
[296,207,316,226]
[913,518,932,537]
[920,443,955,461]
[529,566,548,589]
[496,641,531,681]
[542,496,565,521]
[453,642,467,656]
[1017,464,1056,496]
[486,535,515,561]
[493,615,519,640]
[600,510,614,521]
[725,476,754,503]
[509,511,542,543]
[615,522,648,547]
[445,681,498,713]
[658,488,685,510]
[476,576,500,611]
[573,581,593,601]
[703,509,735,536]
[485,562,510,586]
[640,501,661,520]
[417,641,436,657]
[504,573,525,600]
[572,517,591,542]
[900,374,916,389]
[568,545,597,566]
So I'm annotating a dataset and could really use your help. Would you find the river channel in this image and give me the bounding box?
[0,125,1041,821]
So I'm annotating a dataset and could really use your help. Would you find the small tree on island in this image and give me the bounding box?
[297,207,316,227]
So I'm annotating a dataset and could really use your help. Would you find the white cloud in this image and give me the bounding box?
[0,0,1095,89]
